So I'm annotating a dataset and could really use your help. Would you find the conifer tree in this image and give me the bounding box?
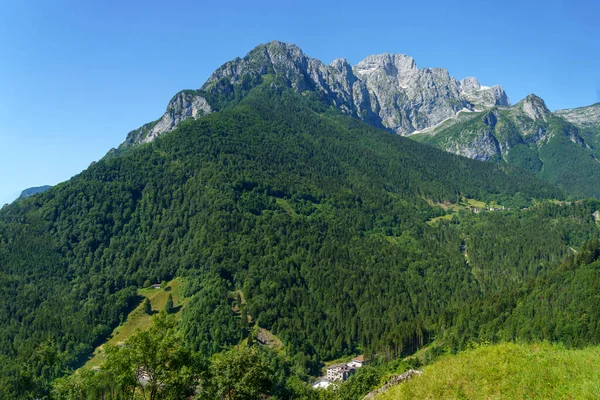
[144,298,152,315]
[165,294,174,314]
[240,305,249,340]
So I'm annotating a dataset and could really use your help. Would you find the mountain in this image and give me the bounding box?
[122,41,508,146]
[0,75,568,398]
[18,185,52,200]
[118,42,600,200]
[411,95,600,198]
[1,42,599,399]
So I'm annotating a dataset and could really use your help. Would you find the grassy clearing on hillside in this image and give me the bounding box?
[425,197,504,225]
[83,278,188,369]
[378,342,600,399]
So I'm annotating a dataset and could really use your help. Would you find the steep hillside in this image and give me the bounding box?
[411,95,600,198]
[377,343,600,399]
[0,81,565,398]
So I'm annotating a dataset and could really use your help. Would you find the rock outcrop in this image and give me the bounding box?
[362,369,423,399]
[410,92,600,197]
[461,77,509,109]
[516,94,551,122]
[412,93,587,160]
[123,91,212,146]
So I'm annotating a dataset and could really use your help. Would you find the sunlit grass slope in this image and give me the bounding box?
[379,343,600,399]
[83,278,189,369]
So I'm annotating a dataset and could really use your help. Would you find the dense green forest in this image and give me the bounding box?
[1,79,599,399]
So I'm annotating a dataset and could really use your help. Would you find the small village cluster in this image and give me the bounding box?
[469,205,505,213]
[312,355,367,389]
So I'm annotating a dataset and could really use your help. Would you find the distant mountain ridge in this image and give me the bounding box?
[19,185,52,199]
[122,41,509,146]
[411,95,600,198]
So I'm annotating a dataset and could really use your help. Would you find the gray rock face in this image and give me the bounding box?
[202,41,381,125]
[354,54,466,134]
[555,103,600,129]
[353,55,509,134]
[448,129,500,161]
[461,77,509,109]
[203,42,509,136]
[122,41,510,145]
[143,92,212,144]
[517,94,551,122]
[123,91,212,146]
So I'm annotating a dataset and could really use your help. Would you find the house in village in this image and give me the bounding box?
[326,363,356,382]
[347,355,366,368]
[313,355,369,388]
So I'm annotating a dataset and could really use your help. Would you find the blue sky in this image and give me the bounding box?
[1,0,599,204]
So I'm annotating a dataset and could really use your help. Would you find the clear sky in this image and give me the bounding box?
[1,0,599,205]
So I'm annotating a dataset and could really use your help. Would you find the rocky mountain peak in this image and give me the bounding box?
[459,77,509,108]
[460,77,481,93]
[330,58,351,70]
[519,94,550,121]
[329,58,355,79]
[121,41,513,146]
[202,40,314,92]
[354,53,417,81]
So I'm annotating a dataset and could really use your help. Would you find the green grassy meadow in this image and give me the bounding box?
[378,342,600,399]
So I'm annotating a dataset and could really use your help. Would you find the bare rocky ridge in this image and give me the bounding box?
[354,54,509,135]
[555,103,600,129]
[121,41,509,146]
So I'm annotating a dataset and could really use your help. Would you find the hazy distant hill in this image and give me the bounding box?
[18,185,52,200]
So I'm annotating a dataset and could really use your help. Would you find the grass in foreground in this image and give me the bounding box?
[378,342,600,399]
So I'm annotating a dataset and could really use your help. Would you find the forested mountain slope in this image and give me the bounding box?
[0,79,574,398]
